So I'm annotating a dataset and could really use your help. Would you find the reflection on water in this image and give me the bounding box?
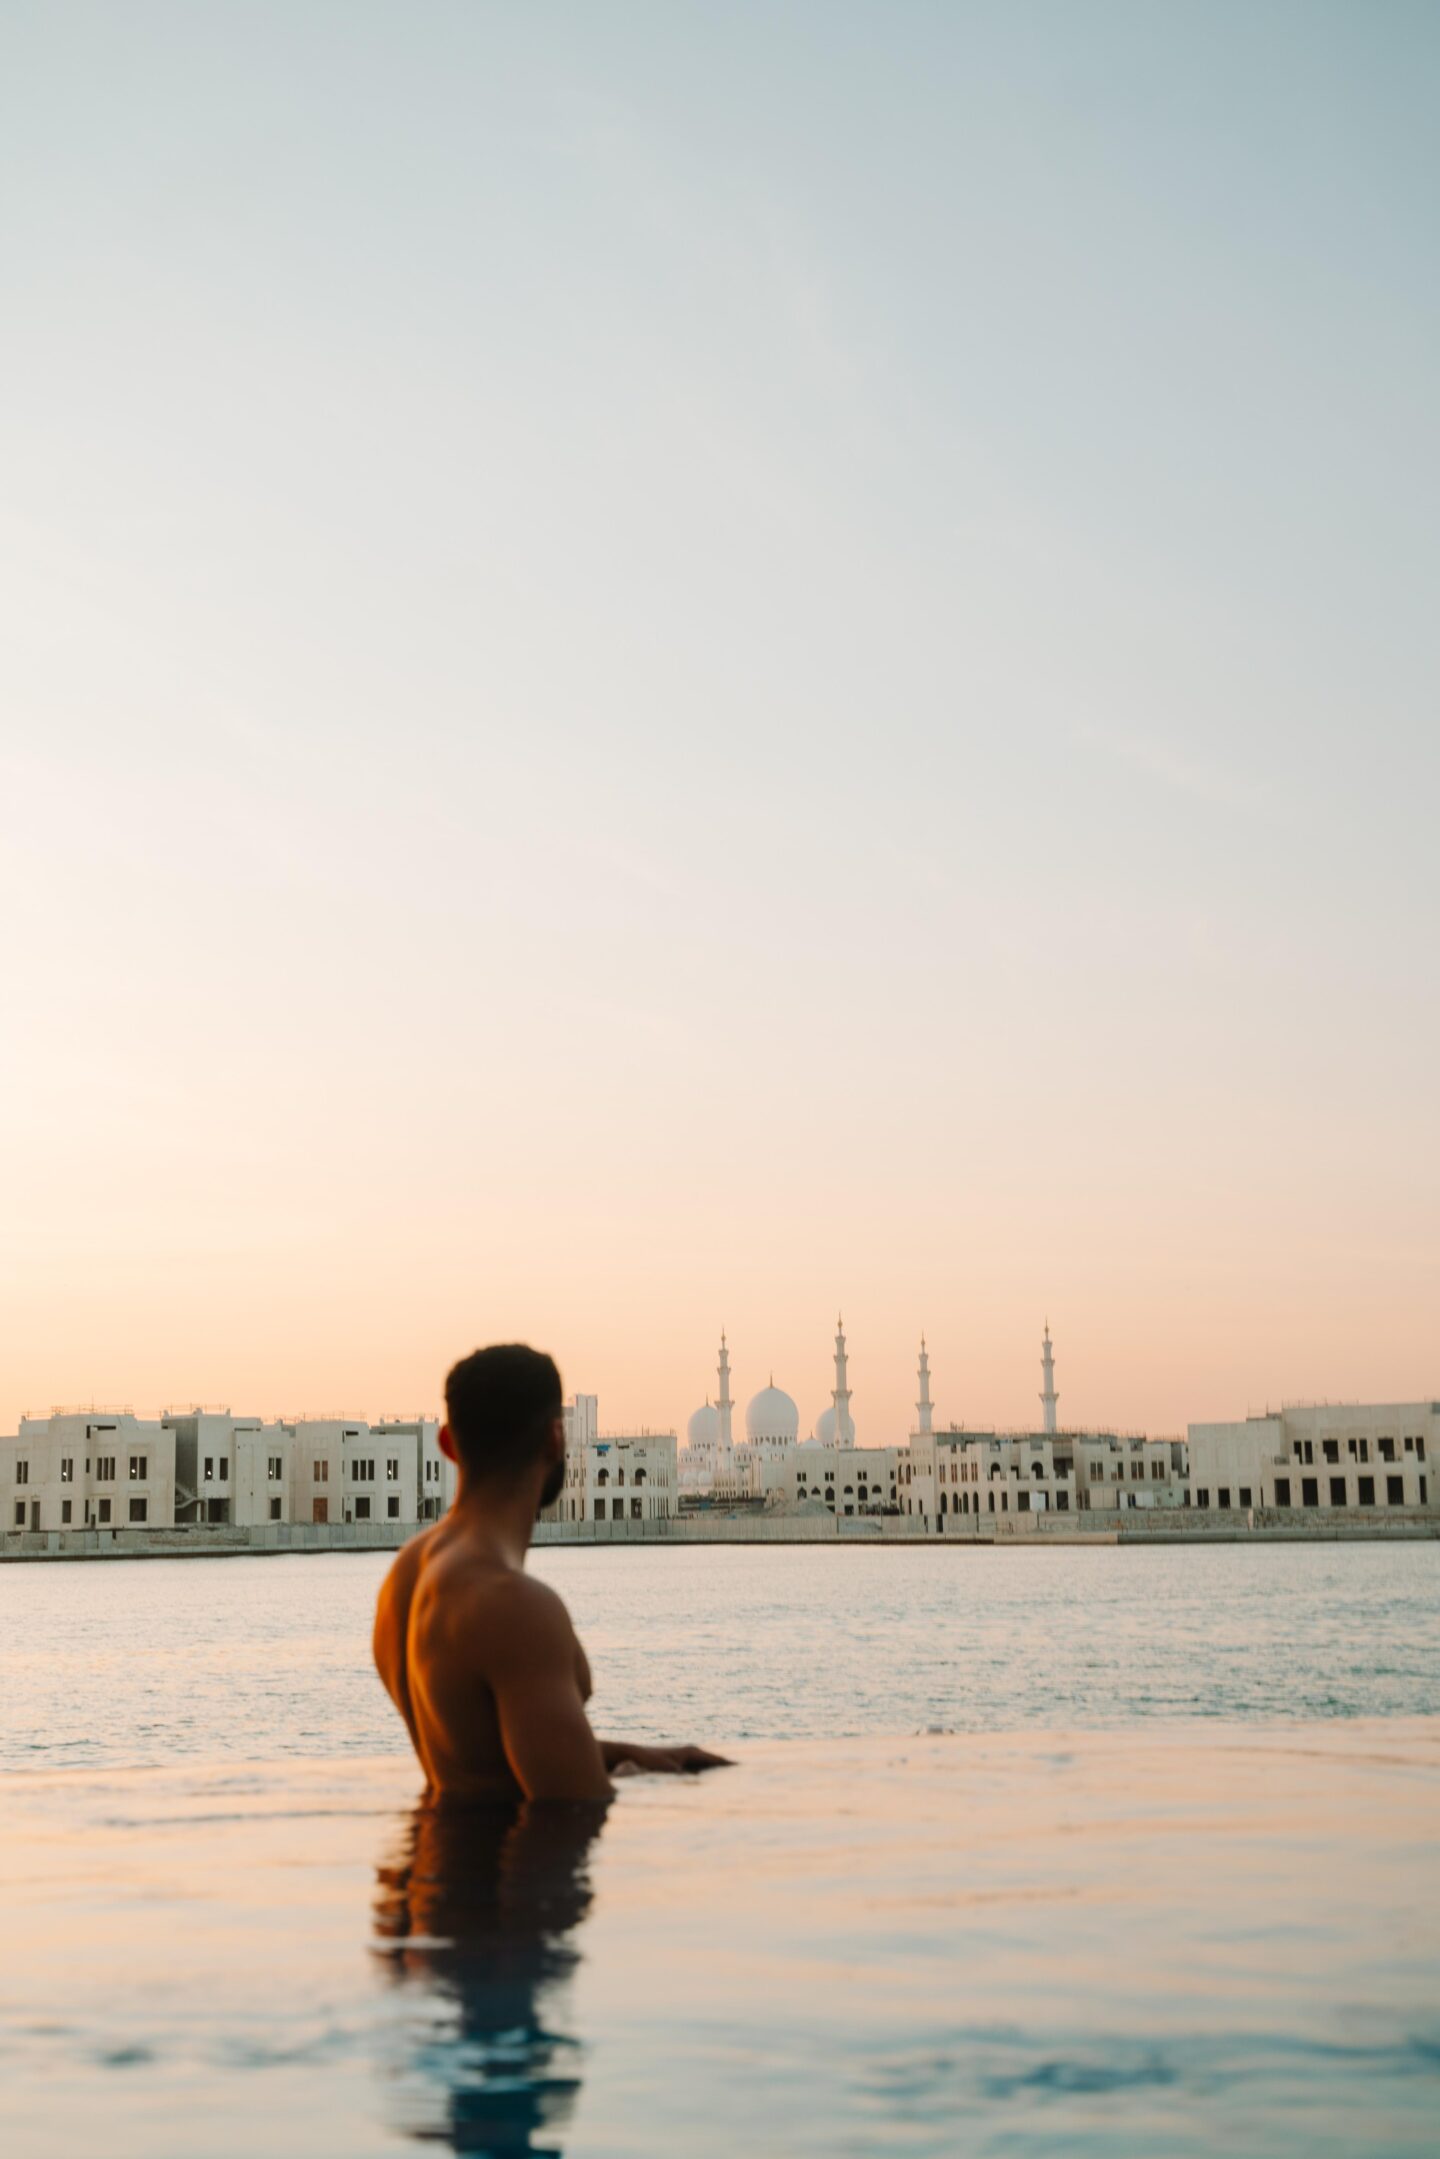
[373,1800,606,2155]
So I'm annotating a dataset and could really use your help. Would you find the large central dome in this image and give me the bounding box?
[745,1383,799,1446]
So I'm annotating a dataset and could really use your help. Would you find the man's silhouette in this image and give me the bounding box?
[374,1344,729,1800]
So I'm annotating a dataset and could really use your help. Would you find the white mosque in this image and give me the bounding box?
[681,1318,862,1497]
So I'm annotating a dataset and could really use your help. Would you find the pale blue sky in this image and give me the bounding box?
[2,4,1437,1438]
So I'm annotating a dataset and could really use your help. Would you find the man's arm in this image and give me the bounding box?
[488,1581,614,1803]
[599,1739,733,1774]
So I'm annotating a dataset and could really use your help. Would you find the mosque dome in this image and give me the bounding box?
[745,1383,799,1446]
[685,1403,720,1453]
[812,1405,857,1449]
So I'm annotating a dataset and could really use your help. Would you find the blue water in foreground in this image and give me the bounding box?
[1,1543,1438,2156]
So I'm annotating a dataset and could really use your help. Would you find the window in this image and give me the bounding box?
[1380,1438,1396,1462]
[1018,1490,1030,1512]
[593,1499,604,1520]
[1357,1477,1375,1506]
[387,1495,400,1519]
[1359,1439,1370,1462]
[1387,1475,1404,1505]
[98,1498,111,1525]
[354,1496,371,1521]
[1274,1478,1291,1506]
[1152,1459,1164,1480]
[386,1458,399,1481]
[1196,1489,1210,1508]
[204,1458,214,1481]
[1302,1479,1318,1508]
[1422,1477,1429,1504]
[61,1500,72,1524]
[1239,1487,1252,1507]
[60,1457,73,1483]
[1218,1488,1231,1509]
[12,1502,22,1528]
[268,1456,282,1480]
[351,1458,375,1482]
[631,1496,643,1520]
[1329,1477,1346,1506]
[1404,1436,1414,1454]
[96,1456,115,1482]
[314,1460,329,1483]
[129,1456,147,1481]
[1322,1440,1339,1464]
[269,1497,282,1521]
[1419,1438,1427,1463]
[219,1457,228,1481]
[129,1496,148,1524]
[597,1468,608,1487]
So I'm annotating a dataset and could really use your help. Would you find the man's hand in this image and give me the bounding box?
[602,1740,733,1776]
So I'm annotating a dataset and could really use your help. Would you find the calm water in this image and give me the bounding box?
[2,1543,1438,2157]
[3,1540,1439,1770]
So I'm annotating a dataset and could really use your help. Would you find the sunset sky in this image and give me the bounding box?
[3,3,1437,1443]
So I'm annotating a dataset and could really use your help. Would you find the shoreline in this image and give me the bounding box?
[3,1512,1438,1561]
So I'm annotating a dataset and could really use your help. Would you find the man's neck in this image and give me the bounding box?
[449,1474,542,1568]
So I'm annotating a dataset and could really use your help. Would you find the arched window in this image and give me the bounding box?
[597,1468,609,1486]
[635,1469,646,1485]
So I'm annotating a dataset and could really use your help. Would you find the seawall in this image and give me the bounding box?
[2,1507,1438,1561]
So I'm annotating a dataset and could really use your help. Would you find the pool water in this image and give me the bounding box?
[3,1723,1439,2155]
[2,1547,1438,2154]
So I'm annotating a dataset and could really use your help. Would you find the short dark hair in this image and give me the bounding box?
[444,1344,563,1481]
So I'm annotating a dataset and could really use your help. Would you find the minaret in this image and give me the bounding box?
[1040,1321,1059,1436]
[916,1335,933,1436]
[716,1331,734,1462]
[831,1314,855,1448]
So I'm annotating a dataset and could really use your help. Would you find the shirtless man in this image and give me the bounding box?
[374,1343,730,1801]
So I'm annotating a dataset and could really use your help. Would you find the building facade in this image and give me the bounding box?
[1187,1404,1435,1514]
[545,1401,679,1524]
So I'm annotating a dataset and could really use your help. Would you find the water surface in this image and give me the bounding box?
[2,1543,1437,2155]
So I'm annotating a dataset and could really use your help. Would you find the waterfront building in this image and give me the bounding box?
[1187,1403,1436,1515]
[897,1333,1188,1525]
[1,1411,176,1532]
[545,1401,678,1525]
[768,1444,900,1516]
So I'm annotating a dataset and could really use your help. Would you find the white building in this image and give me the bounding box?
[769,1444,900,1516]
[376,1416,453,1522]
[546,1399,678,1525]
[2,1411,177,1532]
[1187,1403,1436,1514]
[897,1331,1188,1525]
[1,1403,449,1538]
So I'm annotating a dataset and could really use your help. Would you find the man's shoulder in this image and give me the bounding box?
[441,1563,577,1672]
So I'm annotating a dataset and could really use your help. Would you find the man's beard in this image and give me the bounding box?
[538,1454,566,1513]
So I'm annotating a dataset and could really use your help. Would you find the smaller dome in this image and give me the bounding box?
[685,1403,720,1452]
[812,1406,857,1449]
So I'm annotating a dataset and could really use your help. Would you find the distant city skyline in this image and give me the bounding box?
[2,4,1437,1440]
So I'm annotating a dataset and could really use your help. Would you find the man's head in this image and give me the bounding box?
[442,1345,565,1509]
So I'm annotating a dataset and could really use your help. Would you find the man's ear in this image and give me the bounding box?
[438,1422,458,1466]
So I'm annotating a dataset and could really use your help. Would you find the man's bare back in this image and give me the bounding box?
[374,1345,730,1803]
